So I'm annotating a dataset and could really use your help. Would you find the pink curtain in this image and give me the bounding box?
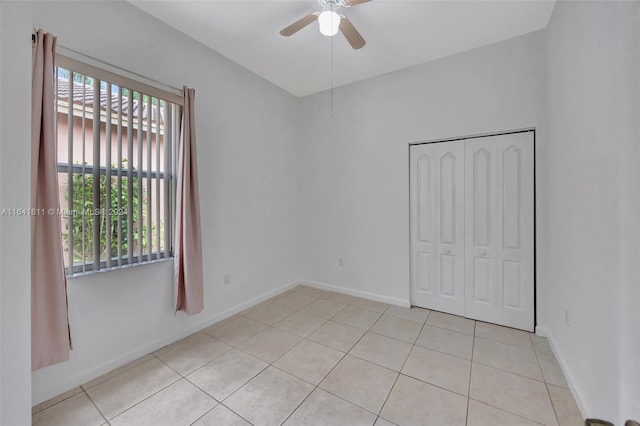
[31,29,71,370]
[174,87,204,314]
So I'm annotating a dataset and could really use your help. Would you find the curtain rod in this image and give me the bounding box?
[31,33,183,96]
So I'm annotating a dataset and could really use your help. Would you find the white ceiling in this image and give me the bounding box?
[129,0,555,97]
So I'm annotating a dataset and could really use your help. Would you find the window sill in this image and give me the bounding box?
[67,257,174,280]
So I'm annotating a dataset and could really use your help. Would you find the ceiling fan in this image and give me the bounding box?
[280,0,371,50]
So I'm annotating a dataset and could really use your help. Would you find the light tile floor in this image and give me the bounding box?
[32,285,584,426]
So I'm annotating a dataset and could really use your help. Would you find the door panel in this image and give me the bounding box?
[410,141,465,315]
[417,156,431,244]
[502,146,522,249]
[472,148,492,247]
[440,254,455,297]
[503,260,523,309]
[472,257,492,303]
[464,132,534,331]
[416,251,433,292]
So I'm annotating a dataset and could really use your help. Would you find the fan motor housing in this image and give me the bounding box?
[319,0,350,10]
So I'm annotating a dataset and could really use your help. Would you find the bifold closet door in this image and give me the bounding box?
[410,140,466,316]
[410,132,534,331]
[464,132,534,331]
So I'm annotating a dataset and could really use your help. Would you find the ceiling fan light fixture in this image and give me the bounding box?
[318,10,340,36]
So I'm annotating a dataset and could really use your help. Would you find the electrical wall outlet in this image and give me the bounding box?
[339,258,344,267]
[224,273,231,285]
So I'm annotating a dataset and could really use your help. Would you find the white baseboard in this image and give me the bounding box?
[32,280,299,406]
[535,325,589,420]
[297,280,411,308]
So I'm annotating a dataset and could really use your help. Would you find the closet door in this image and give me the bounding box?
[464,132,534,331]
[410,141,465,316]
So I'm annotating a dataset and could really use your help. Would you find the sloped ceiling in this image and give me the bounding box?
[129,0,555,97]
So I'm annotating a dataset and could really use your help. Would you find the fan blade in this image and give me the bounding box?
[280,14,318,37]
[339,17,366,49]
[346,0,372,6]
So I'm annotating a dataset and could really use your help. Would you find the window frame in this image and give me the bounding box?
[55,54,182,276]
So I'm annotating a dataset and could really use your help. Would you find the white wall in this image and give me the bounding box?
[544,1,640,423]
[0,2,33,425]
[295,30,547,308]
[29,0,305,404]
[2,1,636,422]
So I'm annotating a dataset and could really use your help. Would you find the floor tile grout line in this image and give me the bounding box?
[103,370,183,422]
[277,382,317,425]
[268,334,318,366]
[177,344,241,378]
[347,316,423,376]
[344,350,408,374]
[215,361,271,404]
[473,325,567,386]
[375,313,430,420]
[225,326,304,364]
[240,292,349,330]
[366,327,421,346]
[317,386,383,419]
[82,386,109,425]
[242,288,323,316]
[375,372,400,419]
[413,339,473,362]
[81,355,155,392]
[31,387,84,415]
[151,351,185,377]
[269,295,374,424]
[333,307,383,331]
[305,321,367,350]
[182,378,257,426]
[272,361,380,422]
[299,316,384,419]
[425,320,475,336]
[395,370,474,400]
[267,305,372,426]
[187,404,219,426]
[181,374,223,403]
[43,355,185,424]
[467,397,548,426]
[366,304,478,400]
[218,402,257,426]
[470,358,549,385]
[379,416,400,426]
[271,316,329,339]
[82,354,179,420]
[272,306,427,409]
[473,334,536,352]
[531,333,562,425]
[467,333,556,425]
[384,305,431,324]
[465,319,478,425]
[207,322,345,370]
[154,341,235,379]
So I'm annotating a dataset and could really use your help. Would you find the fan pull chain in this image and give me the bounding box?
[330,23,334,123]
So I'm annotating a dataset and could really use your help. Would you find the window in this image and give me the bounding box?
[54,56,182,275]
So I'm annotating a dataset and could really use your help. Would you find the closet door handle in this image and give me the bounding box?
[479,250,487,256]
[444,248,452,254]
